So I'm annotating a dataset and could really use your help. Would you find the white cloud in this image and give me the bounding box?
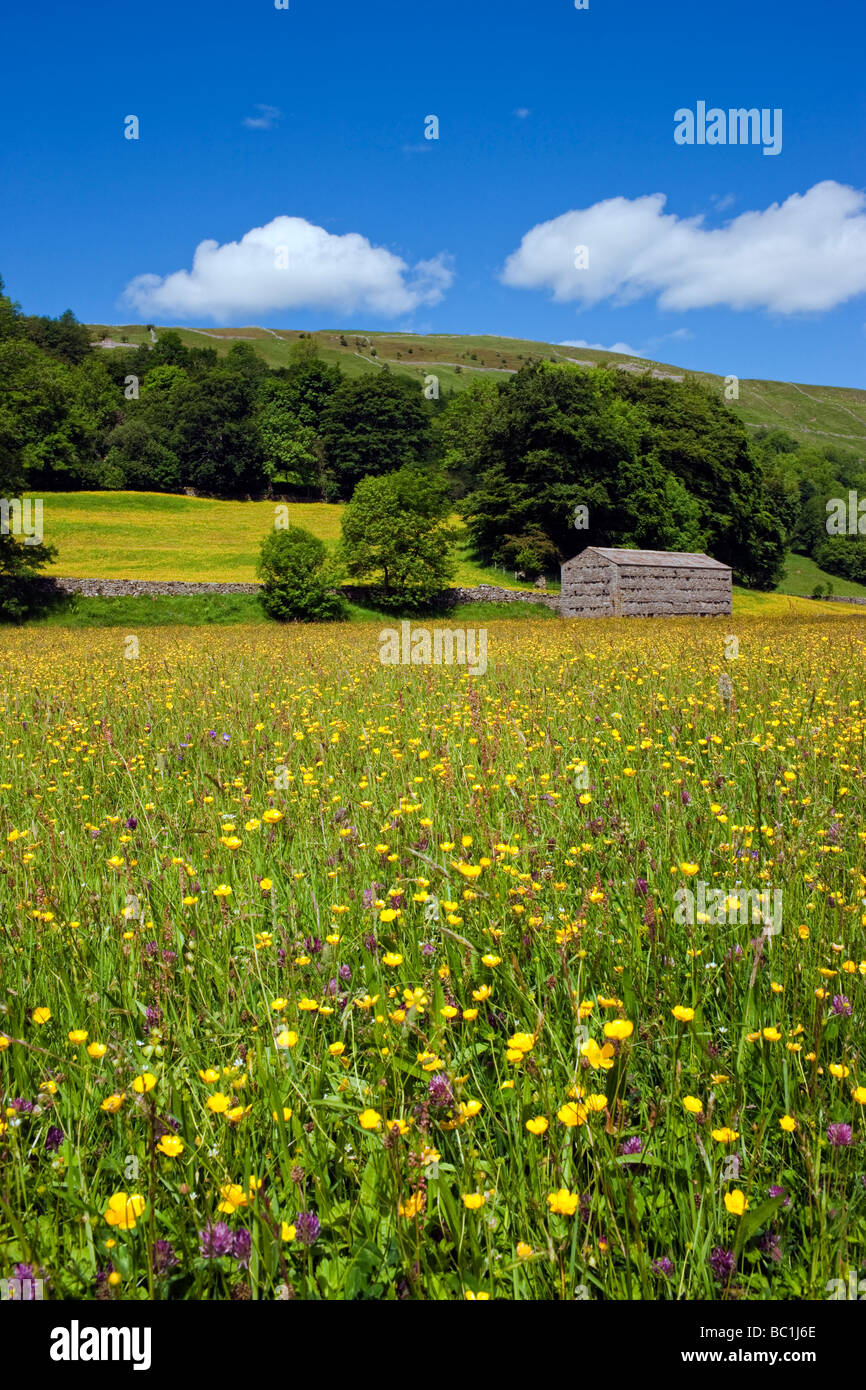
[503,182,866,314]
[560,339,645,357]
[514,107,531,119]
[122,217,455,320]
[243,104,281,130]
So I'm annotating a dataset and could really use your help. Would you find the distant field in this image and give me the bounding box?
[31,491,536,589]
[730,587,850,618]
[778,551,866,598]
[88,323,866,450]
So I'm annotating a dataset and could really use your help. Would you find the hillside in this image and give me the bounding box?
[88,323,866,452]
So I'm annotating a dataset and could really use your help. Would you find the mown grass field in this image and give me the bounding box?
[31,492,532,590]
[1,613,865,1300]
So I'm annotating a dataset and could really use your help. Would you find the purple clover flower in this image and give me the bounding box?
[199,1222,235,1259]
[827,1122,852,1148]
[153,1240,179,1276]
[428,1073,454,1108]
[652,1257,674,1277]
[831,995,852,1016]
[619,1135,644,1155]
[294,1211,320,1246]
[45,1126,65,1152]
[709,1247,736,1285]
[232,1228,252,1268]
[759,1231,782,1263]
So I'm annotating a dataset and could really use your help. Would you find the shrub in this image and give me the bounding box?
[256,526,346,622]
[495,527,559,578]
[0,533,59,623]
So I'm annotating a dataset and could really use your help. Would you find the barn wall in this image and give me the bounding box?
[618,564,731,616]
[560,555,732,618]
[560,557,615,617]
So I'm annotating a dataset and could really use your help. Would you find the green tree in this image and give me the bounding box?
[103,363,190,491]
[322,374,435,495]
[495,526,560,577]
[0,275,24,343]
[0,331,59,620]
[437,375,500,498]
[612,372,786,586]
[21,308,92,365]
[0,339,82,482]
[174,360,264,495]
[463,363,646,560]
[340,468,457,611]
[257,525,346,621]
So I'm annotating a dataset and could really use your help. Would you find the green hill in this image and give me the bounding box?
[87,323,866,452]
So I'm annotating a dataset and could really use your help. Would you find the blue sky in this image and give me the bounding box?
[2,0,865,385]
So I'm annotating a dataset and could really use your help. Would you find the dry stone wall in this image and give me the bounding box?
[38,577,561,609]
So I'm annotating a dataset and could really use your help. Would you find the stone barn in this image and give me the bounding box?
[560,547,732,618]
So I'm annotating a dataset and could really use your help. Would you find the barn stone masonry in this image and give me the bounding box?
[560,547,732,618]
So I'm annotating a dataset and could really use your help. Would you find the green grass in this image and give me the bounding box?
[27,594,269,628]
[26,596,559,629]
[730,586,851,618]
[30,491,537,590]
[777,552,866,599]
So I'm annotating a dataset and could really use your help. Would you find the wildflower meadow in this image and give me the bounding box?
[1,613,865,1302]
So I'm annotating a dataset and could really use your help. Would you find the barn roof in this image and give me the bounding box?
[566,547,731,572]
